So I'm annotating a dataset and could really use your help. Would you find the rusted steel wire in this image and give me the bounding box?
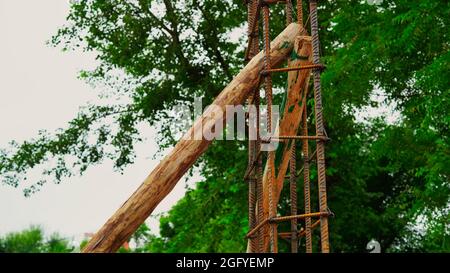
[248,174,257,252]
[274,135,329,140]
[262,4,278,253]
[246,1,259,253]
[262,135,330,143]
[261,63,325,75]
[289,140,298,252]
[255,86,264,252]
[243,149,263,180]
[246,218,269,238]
[245,0,262,61]
[286,0,297,253]
[286,0,293,25]
[247,102,257,252]
[302,104,313,253]
[249,0,260,58]
[278,219,320,238]
[283,163,316,181]
[247,208,331,240]
[243,0,331,254]
[297,0,303,26]
[293,148,317,177]
[270,211,329,223]
[309,0,330,253]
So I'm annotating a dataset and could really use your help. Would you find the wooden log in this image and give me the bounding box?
[83,23,303,253]
[273,36,313,197]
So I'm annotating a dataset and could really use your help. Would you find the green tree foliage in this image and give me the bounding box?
[0,226,73,253]
[0,0,448,252]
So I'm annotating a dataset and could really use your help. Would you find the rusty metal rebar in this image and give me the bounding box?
[289,140,298,252]
[246,0,262,253]
[302,102,313,253]
[270,211,329,223]
[309,0,330,253]
[262,135,330,143]
[278,219,320,238]
[297,0,303,26]
[245,0,262,61]
[286,0,293,25]
[261,63,325,75]
[246,218,269,238]
[255,86,264,253]
[262,4,278,253]
[243,0,330,254]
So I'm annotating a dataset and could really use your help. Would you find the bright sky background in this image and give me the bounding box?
[0,0,195,244]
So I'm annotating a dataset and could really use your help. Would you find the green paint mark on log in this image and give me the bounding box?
[288,105,295,113]
[290,51,309,61]
[280,41,290,49]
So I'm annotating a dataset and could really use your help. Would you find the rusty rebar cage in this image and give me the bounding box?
[244,0,331,253]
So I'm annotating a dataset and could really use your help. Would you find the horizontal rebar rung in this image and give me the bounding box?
[261,64,326,76]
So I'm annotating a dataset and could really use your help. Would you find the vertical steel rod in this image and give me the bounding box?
[302,103,313,253]
[246,0,260,254]
[262,4,278,253]
[309,0,330,253]
[255,90,264,253]
[289,140,298,252]
[297,0,303,26]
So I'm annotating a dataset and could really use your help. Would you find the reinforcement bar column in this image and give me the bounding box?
[309,0,330,253]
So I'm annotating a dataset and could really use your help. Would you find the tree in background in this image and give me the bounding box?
[0,226,73,253]
[0,0,448,252]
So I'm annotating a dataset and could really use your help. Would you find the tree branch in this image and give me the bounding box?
[197,5,233,81]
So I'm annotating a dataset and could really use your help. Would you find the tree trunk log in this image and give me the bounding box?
[83,23,302,253]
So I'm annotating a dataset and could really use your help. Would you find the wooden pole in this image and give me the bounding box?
[83,23,303,253]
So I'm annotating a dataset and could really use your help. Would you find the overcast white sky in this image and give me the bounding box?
[0,0,194,244]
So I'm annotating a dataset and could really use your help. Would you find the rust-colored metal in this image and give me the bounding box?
[262,4,278,253]
[270,211,329,223]
[246,0,260,253]
[262,135,330,143]
[246,212,326,240]
[248,0,260,59]
[255,90,264,252]
[289,140,298,252]
[309,0,330,253]
[278,219,320,239]
[286,0,293,25]
[246,218,269,238]
[245,0,262,61]
[300,219,320,237]
[244,0,331,254]
[274,135,329,140]
[302,101,313,253]
[297,0,303,26]
[248,162,257,252]
[287,2,295,253]
[261,63,325,75]
[243,149,263,180]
